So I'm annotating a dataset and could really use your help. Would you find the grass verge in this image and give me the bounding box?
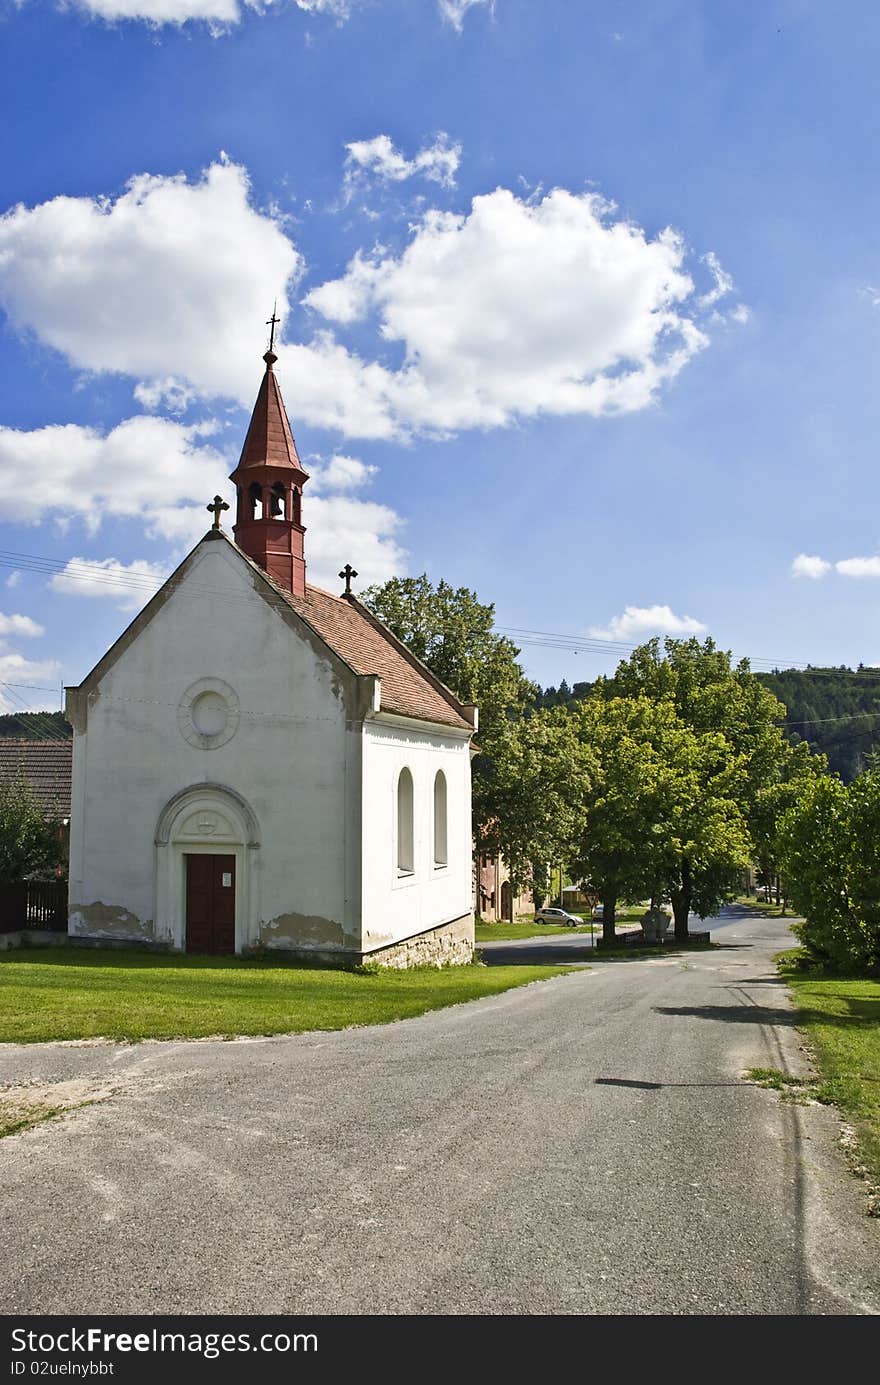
[735,894,789,918]
[476,906,645,943]
[0,947,570,1045]
[474,922,595,942]
[778,952,880,1203]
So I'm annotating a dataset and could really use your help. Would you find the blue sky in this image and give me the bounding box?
[1,0,879,713]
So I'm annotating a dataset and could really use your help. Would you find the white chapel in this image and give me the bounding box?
[65,340,477,966]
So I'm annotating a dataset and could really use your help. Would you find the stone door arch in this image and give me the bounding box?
[154,783,261,953]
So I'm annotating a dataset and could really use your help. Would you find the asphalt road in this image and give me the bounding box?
[1,906,878,1315]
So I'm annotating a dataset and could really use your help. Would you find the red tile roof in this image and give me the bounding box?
[282,583,473,730]
[233,356,307,478]
[0,740,72,817]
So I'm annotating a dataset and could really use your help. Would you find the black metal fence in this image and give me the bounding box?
[0,879,67,933]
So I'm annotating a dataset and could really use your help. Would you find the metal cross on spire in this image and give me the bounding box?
[339,563,358,597]
[266,302,280,355]
[207,495,230,530]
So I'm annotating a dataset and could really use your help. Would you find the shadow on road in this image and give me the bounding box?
[478,944,714,966]
[595,1077,744,1091]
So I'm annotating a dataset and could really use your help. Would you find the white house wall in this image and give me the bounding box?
[67,539,362,954]
[360,716,473,952]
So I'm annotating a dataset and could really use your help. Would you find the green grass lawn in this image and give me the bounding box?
[476,905,645,943]
[0,947,570,1045]
[735,893,790,918]
[474,921,595,942]
[780,955,880,1191]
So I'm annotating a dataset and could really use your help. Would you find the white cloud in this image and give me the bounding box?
[44,496,405,608]
[438,0,492,30]
[70,0,349,30]
[306,186,711,433]
[1,162,727,441]
[836,555,880,578]
[0,653,61,713]
[699,251,734,308]
[860,285,880,308]
[589,604,708,642]
[0,613,43,638]
[344,133,461,195]
[305,496,406,592]
[49,558,170,612]
[0,159,301,410]
[5,574,22,590]
[68,0,480,30]
[791,553,832,580]
[308,453,377,492]
[0,416,230,540]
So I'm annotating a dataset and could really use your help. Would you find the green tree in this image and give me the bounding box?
[570,695,749,940]
[479,706,594,895]
[570,696,676,941]
[0,774,63,883]
[606,637,786,934]
[750,740,827,904]
[359,574,538,831]
[779,768,880,974]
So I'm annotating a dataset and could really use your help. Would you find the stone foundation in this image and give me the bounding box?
[1,915,475,968]
[362,912,475,969]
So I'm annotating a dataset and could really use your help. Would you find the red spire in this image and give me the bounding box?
[230,339,309,597]
[234,349,307,477]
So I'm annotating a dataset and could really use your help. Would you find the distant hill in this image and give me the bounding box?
[536,667,880,782]
[755,667,880,781]
[0,710,72,740]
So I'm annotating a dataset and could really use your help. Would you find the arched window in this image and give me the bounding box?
[270,482,286,518]
[433,770,448,867]
[397,768,414,876]
[249,482,263,520]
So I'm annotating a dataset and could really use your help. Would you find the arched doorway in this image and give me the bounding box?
[500,880,512,923]
[154,784,261,953]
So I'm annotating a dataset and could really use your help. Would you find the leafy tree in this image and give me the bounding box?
[758,666,880,782]
[778,763,880,974]
[604,638,786,934]
[359,574,538,831]
[749,740,827,904]
[569,696,680,941]
[0,774,63,883]
[570,694,749,940]
[0,711,71,740]
[479,707,594,895]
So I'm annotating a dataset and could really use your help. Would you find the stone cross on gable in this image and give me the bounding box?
[207,495,230,530]
[339,564,358,597]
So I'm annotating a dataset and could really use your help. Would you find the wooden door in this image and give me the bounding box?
[185,854,236,955]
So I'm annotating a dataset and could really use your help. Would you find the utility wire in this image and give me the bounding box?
[3,542,880,698]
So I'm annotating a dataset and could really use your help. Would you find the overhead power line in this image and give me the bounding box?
[3,542,880,694]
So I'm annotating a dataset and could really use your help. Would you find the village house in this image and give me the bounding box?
[476,851,531,922]
[65,339,478,966]
[0,739,72,830]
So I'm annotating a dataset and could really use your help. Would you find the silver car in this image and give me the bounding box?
[534,907,582,927]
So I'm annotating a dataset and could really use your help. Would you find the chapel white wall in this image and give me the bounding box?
[67,539,362,953]
[360,716,473,952]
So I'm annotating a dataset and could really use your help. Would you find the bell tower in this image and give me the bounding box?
[230,321,309,597]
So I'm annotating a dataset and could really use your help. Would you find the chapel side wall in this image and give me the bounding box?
[360,717,474,957]
[67,541,360,953]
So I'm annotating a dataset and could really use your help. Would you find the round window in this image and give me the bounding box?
[177,678,240,749]
[191,691,228,737]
